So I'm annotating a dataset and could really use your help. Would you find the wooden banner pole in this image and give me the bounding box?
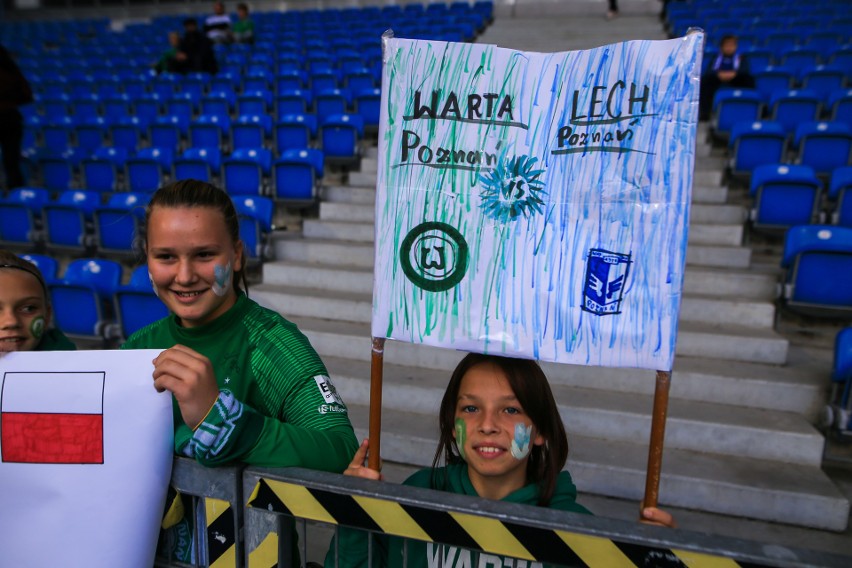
[368,337,386,471]
[642,370,672,510]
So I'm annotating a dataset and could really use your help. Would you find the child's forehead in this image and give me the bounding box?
[0,269,46,298]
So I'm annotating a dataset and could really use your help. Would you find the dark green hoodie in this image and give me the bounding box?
[36,328,76,351]
[325,462,591,568]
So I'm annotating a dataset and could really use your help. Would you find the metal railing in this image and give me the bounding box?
[155,457,851,568]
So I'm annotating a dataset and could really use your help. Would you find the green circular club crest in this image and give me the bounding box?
[400,222,469,292]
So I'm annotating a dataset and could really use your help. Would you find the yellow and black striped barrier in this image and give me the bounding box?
[243,468,852,568]
[205,497,237,568]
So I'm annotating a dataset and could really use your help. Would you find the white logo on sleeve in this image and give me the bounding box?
[314,375,344,405]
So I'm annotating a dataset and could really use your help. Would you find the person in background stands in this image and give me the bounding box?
[0,43,33,190]
[699,34,755,121]
[204,1,233,44]
[153,31,181,75]
[174,18,218,75]
[232,3,255,45]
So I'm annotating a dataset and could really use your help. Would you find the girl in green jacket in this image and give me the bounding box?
[0,250,75,352]
[326,353,673,567]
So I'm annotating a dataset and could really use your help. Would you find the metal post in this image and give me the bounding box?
[642,370,671,510]
[368,337,386,471]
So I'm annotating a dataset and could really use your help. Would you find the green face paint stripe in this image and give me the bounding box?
[30,316,45,340]
[454,417,467,461]
[510,423,532,460]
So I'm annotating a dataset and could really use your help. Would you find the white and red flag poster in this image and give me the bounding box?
[0,350,173,568]
[1,371,105,464]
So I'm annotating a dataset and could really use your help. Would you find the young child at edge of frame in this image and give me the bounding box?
[120,179,358,562]
[325,352,675,568]
[0,250,76,353]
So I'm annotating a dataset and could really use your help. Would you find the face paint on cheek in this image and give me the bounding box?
[212,262,232,297]
[454,418,467,461]
[30,316,45,340]
[510,423,533,460]
[148,271,159,298]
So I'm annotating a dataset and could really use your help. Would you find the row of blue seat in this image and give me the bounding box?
[2,192,274,265]
[748,164,852,232]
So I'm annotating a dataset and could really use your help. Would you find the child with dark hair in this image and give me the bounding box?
[0,250,75,352]
[326,353,673,567]
[233,3,255,44]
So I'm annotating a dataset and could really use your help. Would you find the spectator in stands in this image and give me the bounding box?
[0,251,75,352]
[326,353,674,567]
[153,31,181,75]
[232,2,255,45]
[174,18,218,75]
[122,180,357,560]
[699,34,755,121]
[204,1,233,44]
[0,43,33,190]
[606,0,618,20]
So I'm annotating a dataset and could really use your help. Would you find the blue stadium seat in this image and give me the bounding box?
[243,69,274,93]
[276,89,312,115]
[768,90,822,136]
[201,90,237,117]
[232,195,274,263]
[190,114,232,150]
[110,116,147,152]
[113,284,169,342]
[712,89,764,142]
[152,73,181,99]
[728,121,787,179]
[222,148,272,195]
[354,88,381,135]
[829,89,852,125]
[50,258,122,342]
[174,147,222,182]
[749,164,823,232]
[794,122,852,177]
[1,185,47,242]
[126,147,174,193]
[780,225,852,317]
[802,65,849,102]
[150,114,190,153]
[275,69,306,92]
[70,93,101,120]
[43,190,100,254]
[315,88,351,125]
[237,89,274,116]
[825,327,852,435]
[94,192,150,257]
[37,151,76,192]
[829,166,852,227]
[320,114,363,168]
[40,93,72,119]
[780,48,822,78]
[42,116,75,149]
[19,253,59,283]
[233,114,273,149]
[75,116,108,151]
[82,146,129,193]
[752,66,796,101]
[164,92,198,124]
[273,148,324,205]
[275,114,316,152]
[134,93,163,125]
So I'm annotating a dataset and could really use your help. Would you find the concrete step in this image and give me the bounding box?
[347,405,849,531]
[692,184,728,204]
[263,260,779,303]
[275,235,753,271]
[320,185,377,205]
[693,169,724,187]
[328,358,823,465]
[691,203,747,225]
[305,217,744,248]
[253,281,776,330]
[682,266,777,300]
[348,171,378,188]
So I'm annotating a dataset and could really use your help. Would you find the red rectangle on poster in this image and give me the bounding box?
[1,412,103,464]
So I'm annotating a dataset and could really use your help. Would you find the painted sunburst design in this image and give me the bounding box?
[479,155,547,222]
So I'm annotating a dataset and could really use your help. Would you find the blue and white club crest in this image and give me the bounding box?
[582,249,632,316]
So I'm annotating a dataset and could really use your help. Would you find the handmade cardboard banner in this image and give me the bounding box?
[0,349,173,568]
[371,34,703,371]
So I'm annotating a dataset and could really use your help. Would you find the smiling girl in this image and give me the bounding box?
[326,353,673,567]
[121,180,357,466]
[0,251,75,353]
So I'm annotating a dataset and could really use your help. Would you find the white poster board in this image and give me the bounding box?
[371,34,703,371]
[0,349,173,568]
